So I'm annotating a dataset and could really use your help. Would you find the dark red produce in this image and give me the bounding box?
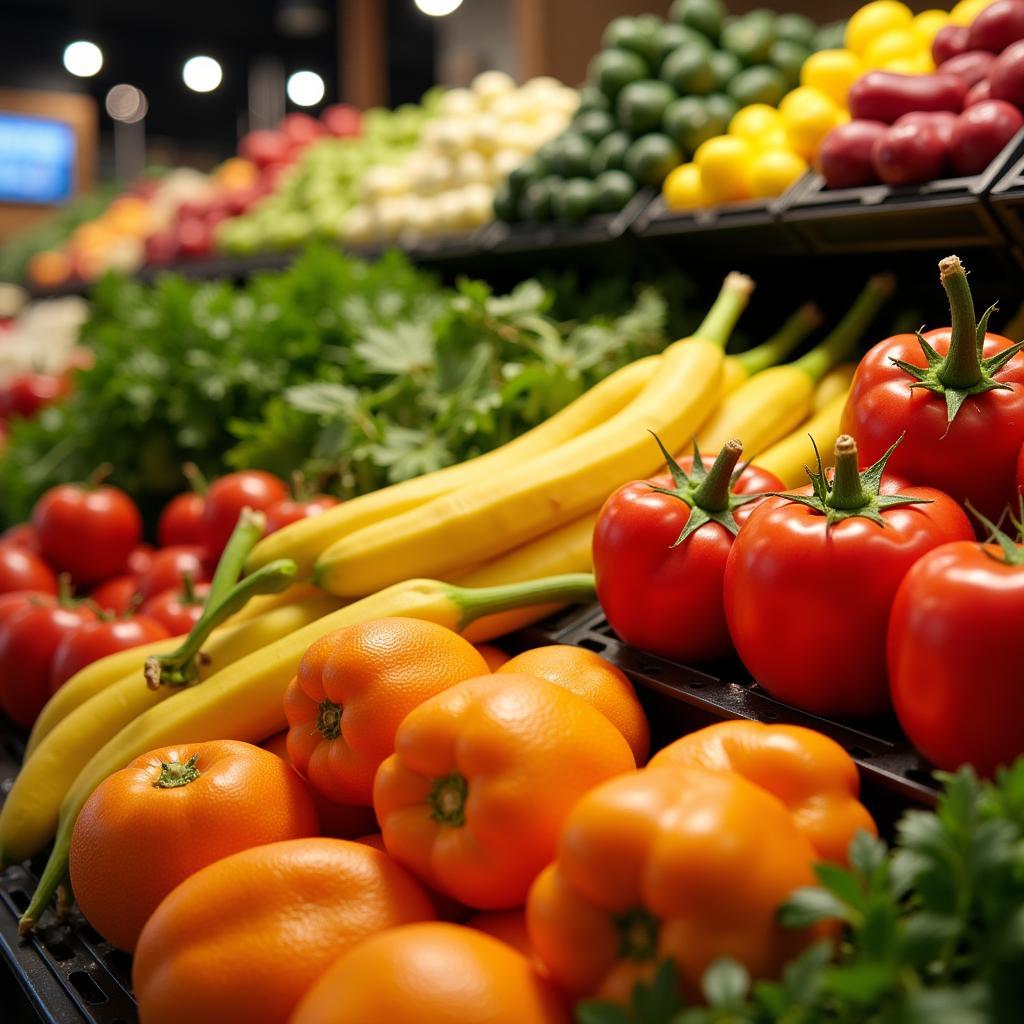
[2,523,40,553]
[0,544,57,595]
[939,50,997,88]
[50,614,171,690]
[850,72,967,125]
[90,574,141,616]
[200,470,287,559]
[965,78,994,105]
[933,24,971,65]
[158,492,206,547]
[142,579,211,635]
[128,544,155,577]
[873,121,950,185]
[990,39,1024,106]
[950,99,1024,173]
[968,0,1024,54]
[265,494,339,533]
[895,110,958,149]
[144,231,179,266]
[0,373,70,419]
[239,130,291,168]
[279,112,326,147]
[818,120,888,188]
[321,104,361,138]
[136,546,211,602]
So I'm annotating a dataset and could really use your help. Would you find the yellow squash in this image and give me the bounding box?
[696,275,892,457]
[0,594,339,867]
[244,355,660,578]
[754,391,849,487]
[720,301,822,395]
[21,573,598,930]
[813,362,857,411]
[314,274,756,598]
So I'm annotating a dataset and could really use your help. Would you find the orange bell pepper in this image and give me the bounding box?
[526,765,824,1005]
[648,720,876,863]
[373,673,636,910]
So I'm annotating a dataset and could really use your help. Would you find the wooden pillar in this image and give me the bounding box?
[339,0,388,108]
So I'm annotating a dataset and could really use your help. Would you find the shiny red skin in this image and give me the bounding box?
[819,120,887,188]
[32,483,142,587]
[264,495,340,533]
[950,99,1024,174]
[141,582,211,635]
[894,110,958,147]
[200,471,287,559]
[593,458,783,663]
[939,50,997,89]
[1018,440,1024,494]
[135,546,210,602]
[841,329,1024,522]
[157,492,206,547]
[2,523,41,553]
[0,373,70,419]
[888,541,1024,776]
[50,615,171,690]
[0,598,97,727]
[872,121,949,185]
[320,104,362,138]
[849,71,967,125]
[968,0,1024,54]
[724,480,972,718]
[990,38,1024,106]
[128,544,155,577]
[965,78,995,105]
[0,591,48,630]
[90,575,141,616]
[0,544,58,595]
[933,24,971,65]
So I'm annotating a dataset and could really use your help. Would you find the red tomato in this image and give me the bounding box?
[889,539,1024,776]
[136,546,210,602]
[593,441,782,662]
[142,582,211,635]
[724,436,973,718]
[158,492,206,547]
[128,544,155,577]
[841,256,1024,522]
[201,471,287,558]
[50,615,171,690]
[0,597,97,727]
[265,495,339,533]
[0,543,58,595]
[0,590,48,629]
[2,523,41,553]
[32,480,142,587]
[91,575,142,616]
[0,373,70,419]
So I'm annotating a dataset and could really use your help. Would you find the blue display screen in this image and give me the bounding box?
[0,113,76,205]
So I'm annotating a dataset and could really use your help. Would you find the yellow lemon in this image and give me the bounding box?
[846,1,913,55]
[950,0,993,26]
[882,53,935,74]
[913,10,949,46]
[800,49,865,107]
[695,136,754,203]
[729,105,783,144]
[863,28,925,67]
[749,148,809,198]
[663,163,706,211]
[780,87,842,160]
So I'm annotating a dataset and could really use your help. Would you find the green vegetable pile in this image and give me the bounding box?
[0,245,695,526]
[578,760,1024,1024]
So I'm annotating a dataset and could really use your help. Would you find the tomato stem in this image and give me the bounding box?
[825,436,869,511]
[154,752,201,789]
[182,462,208,497]
[937,256,984,390]
[693,439,743,512]
[56,573,75,608]
[180,570,199,606]
[84,463,113,491]
[429,772,468,827]
[694,272,754,350]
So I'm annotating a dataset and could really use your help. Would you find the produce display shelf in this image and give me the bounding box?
[0,604,938,1024]
[987,145,1024,252]
[783,128,1024,259]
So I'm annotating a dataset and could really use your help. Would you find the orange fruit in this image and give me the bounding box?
[261,730,378,838]
[468,909,546,971]
[69,740,318,952]
[374,673,636,909]
[475,643,511,671]
[133,838,435,1024]
[285,617,489,804]
[499,645,650,764]
[290,922,571,1024]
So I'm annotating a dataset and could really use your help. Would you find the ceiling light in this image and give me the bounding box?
[286,70,325,107]
[275,0,329,38]
[63,40,103,77]
[105,84,148,124]
[414,0,464,15]
[183,56,223,93]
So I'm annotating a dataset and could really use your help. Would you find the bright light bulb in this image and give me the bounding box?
[183,56,223,93]
[414,0,464,14]
[63,40,103,77]
[286,70,325,107]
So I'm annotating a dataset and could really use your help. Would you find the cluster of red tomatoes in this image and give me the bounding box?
[0,468,337,730]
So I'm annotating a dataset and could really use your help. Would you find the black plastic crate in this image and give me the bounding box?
[986,145,1024,251]
[783,128,1024,257]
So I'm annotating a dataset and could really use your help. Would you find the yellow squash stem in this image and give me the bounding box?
[695,274,893,457]
[721,301,823,394]
[20,573,596,931]
[244,355,661,578]
[313,273,753,598]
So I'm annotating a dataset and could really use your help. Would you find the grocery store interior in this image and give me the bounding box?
[3,2,1024,1023]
